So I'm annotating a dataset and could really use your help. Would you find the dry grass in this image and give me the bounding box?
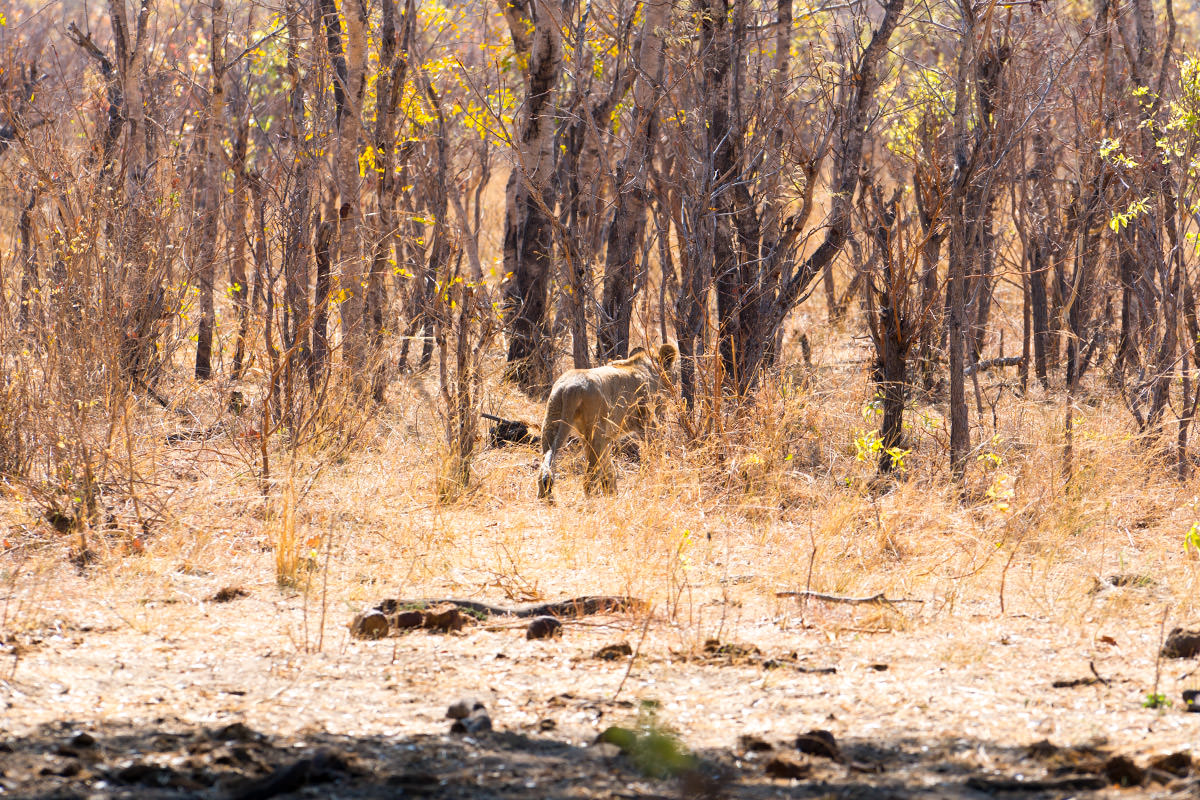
[3,269,1200,781]
[2,6,1199,791]
[4,318,1198,636]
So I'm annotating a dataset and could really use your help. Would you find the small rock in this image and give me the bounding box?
[594,642,633,660]
[116,762,168,784]
[1161,628,1200,659]
[526,616,562,640]
[209,586,249,603]
[349,611,389,640]
[765,754,811,779]
[1150,752,1192,776]
[422,604,467,633]
[390,610,424,630]
[868,663,889,671]
[1104,755,1145,787]
[796,729,841,761]
[538,718,556,731]
[70,731,97,748]
[738,734,774,753]
[446,698,486,720]
[211,722,261,742]
[450,706,492,735]
[1026,739,1058,759]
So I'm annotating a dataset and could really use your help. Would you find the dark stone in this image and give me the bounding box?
[68,732,96,749]
[594,642,633,660]
[349,612,389,640]
[1104,755,1145,787]
[1150,752,1192,777]
[210,586,249,603]
[526,616,562,640]
[795,729,841,761]
[1161,628,1200,659]
[738,734,774,753]
[211,722,262,743]
[765,754,811,779]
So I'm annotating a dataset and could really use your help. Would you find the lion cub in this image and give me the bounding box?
[538,343,677,499]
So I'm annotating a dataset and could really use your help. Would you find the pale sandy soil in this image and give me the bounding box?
[2,539,1198,798]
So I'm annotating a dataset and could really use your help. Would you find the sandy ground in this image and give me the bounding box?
[2,546,1199,798]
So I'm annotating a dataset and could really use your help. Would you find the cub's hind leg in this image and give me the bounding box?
[584,421,617,495]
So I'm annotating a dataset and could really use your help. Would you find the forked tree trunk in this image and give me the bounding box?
[740,0,906,386]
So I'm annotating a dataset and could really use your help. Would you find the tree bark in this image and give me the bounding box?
[500,0,563,396]
[368,0,412,400]
[195,0,227,380]
[947,0,975,481]
[321,0,369,374]
[597,0,668,362]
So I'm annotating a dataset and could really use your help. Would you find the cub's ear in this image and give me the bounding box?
[658,343,678,371]
[628,346,647,359]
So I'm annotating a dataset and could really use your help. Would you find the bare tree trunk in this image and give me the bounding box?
[947,0,975,481]
[1027,129,1055,388]
[367,0,413,401]
[597,0,668,362]
[320,0,368,374]
[419,73,453,371]
[284,0,314,393]
[229,80,252,381]
[499,0,563,396]
[17,190,39,331]
[311,220,334,390]
[195,0,227,380]
[745,0,906,383]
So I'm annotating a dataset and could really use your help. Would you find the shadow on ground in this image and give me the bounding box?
[1,718,1195,799]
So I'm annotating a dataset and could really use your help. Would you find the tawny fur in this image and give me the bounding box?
[538,344,677,499]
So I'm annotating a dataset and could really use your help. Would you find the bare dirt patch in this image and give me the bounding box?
[3,546,1200,798]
